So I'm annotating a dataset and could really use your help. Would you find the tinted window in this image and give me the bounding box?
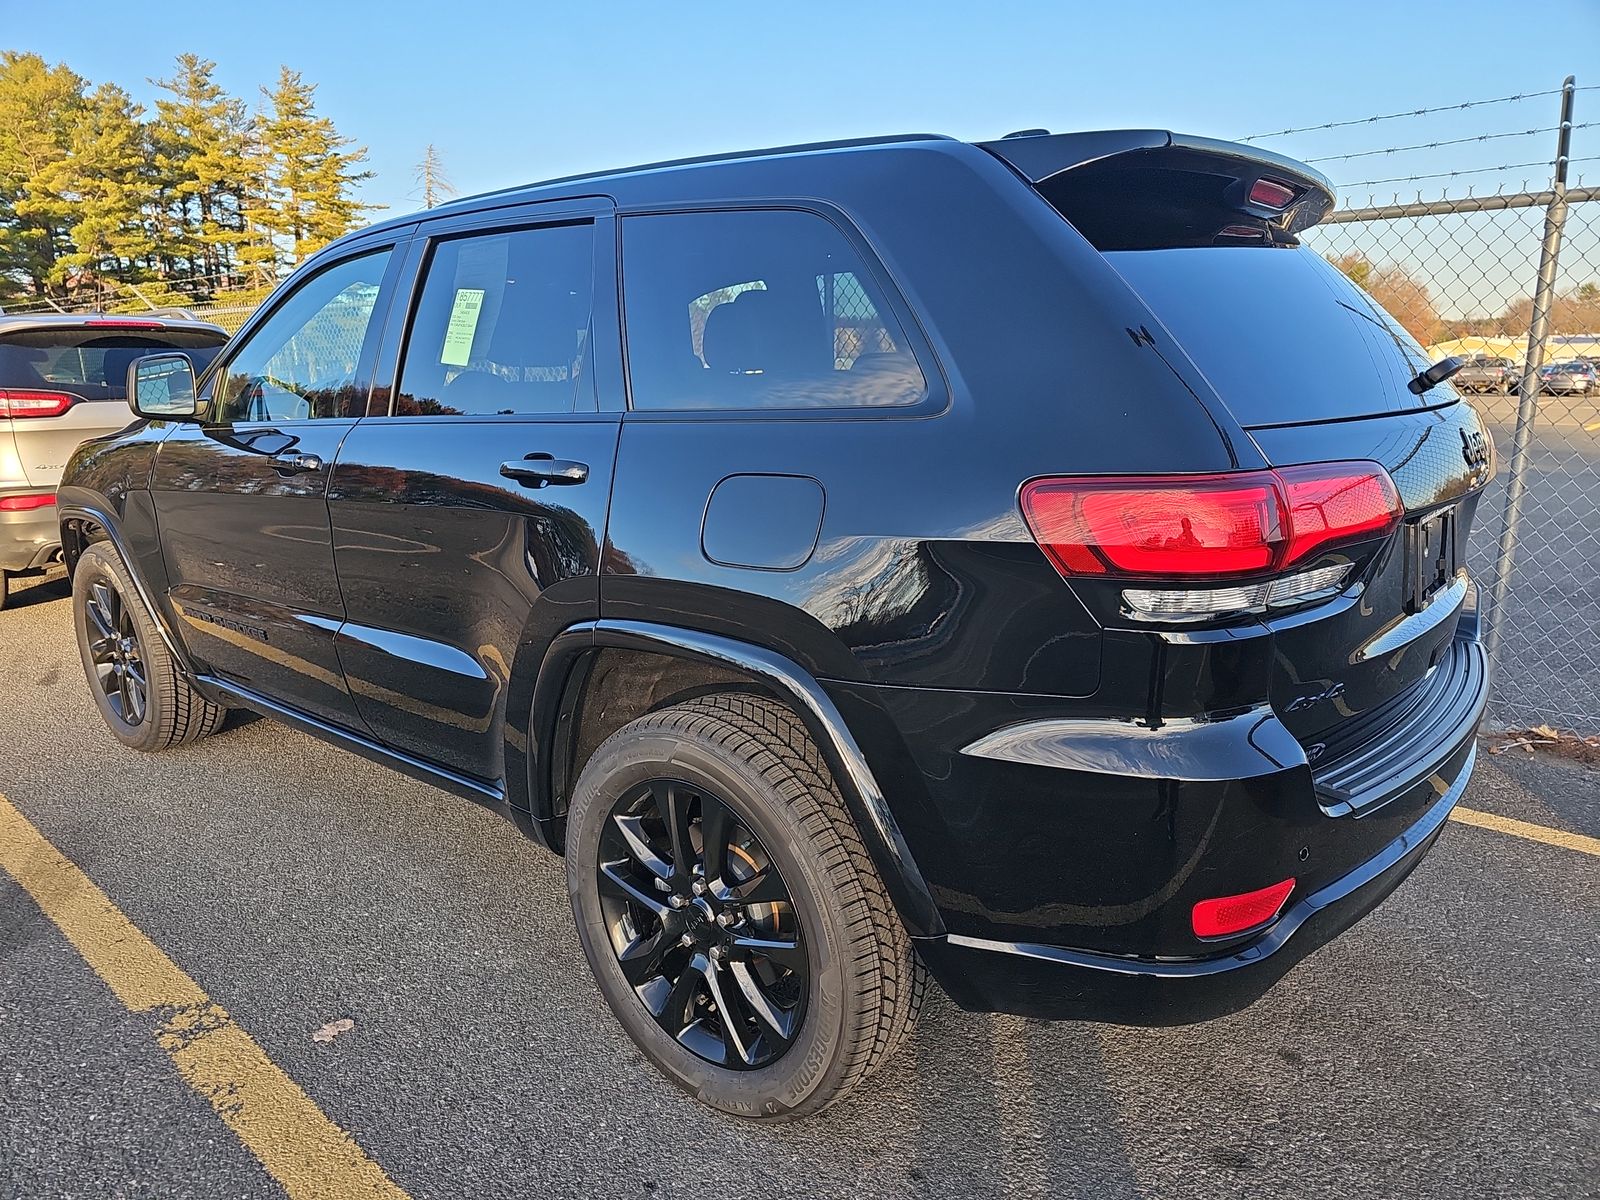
[1108,247,1442,427]
[0,330,226,403]
[395,223,595,417]
[622,210,927,411]
[215,249,391,423]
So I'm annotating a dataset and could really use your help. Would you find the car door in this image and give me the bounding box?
[152,238,410,728]
[329,200,622,785]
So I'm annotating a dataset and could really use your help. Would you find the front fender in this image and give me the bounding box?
[56,489,195,680]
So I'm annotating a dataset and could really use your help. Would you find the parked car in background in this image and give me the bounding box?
[1536,360,1597,394]
[1453,354,1521,394]
[0,314,228,608]
[59,129,1491,1120]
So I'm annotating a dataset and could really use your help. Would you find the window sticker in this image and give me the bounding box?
[440,288,486,366]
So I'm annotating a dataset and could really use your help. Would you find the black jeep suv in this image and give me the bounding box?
[59,129,1492,1120]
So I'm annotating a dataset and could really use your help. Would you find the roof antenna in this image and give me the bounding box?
[1001,128,1051,139]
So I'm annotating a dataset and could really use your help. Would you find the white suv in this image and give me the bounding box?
[1,314,227,607]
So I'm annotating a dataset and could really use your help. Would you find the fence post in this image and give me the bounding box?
[1484,75,1576,673]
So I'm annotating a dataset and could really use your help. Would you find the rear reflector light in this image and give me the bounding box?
[0,389,80,418]
[1019,463,1401,582]
[1192,878,1296,939]
[1248,178,1298,209]
[0,493,56,511]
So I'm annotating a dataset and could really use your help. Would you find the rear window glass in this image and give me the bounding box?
[622,209,928,411]
[0,330,226,403]
[1106,247,1441,427]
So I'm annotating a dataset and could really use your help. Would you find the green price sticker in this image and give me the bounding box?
[441,288,486,366]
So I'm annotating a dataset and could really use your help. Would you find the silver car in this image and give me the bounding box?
[1,314,228,607]
[1536,360,1597,395]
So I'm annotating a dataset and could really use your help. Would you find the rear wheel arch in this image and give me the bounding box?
[524,620,945,939]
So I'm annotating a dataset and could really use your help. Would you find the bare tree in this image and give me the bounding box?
[414,143,455,209]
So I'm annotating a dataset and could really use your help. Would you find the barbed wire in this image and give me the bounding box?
[1240,87,1595,142]
[1307,124,1595,164]
[1336,156,1600,189]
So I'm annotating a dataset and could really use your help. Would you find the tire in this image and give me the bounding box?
[0,570,9,612]
[72,542,226,751]
[565,693,924,1120]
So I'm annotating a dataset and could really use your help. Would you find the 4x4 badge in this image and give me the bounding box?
[1460,427,1490,471]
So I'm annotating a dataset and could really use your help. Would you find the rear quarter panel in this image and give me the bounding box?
[602,143,1243,695]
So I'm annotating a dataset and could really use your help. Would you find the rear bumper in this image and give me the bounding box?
[839,631,1487,1024]
[913,744,1471,1023]
[0,499,61,571]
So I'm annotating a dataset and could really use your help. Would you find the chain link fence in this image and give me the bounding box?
[1293,81,1599,734]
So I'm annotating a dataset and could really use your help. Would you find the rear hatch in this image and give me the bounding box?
[0,323,227,487]
[986,131,1492,774]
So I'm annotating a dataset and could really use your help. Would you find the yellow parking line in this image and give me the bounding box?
[0,794,411,1200]
[1450,806,1600,858]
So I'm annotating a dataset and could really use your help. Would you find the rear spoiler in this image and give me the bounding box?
[978,129,1336,250]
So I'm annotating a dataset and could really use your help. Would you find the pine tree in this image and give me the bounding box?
[0,52,88,299]
[151,54,257,291]
[259,67,375,264]
[34,82,155,302]
[415,144,455,209]
[232,116,282,288]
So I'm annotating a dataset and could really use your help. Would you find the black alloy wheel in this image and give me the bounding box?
[83,576,148,726]
[597,777,806,1070]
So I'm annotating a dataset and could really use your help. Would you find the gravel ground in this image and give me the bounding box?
[1,569,1596,1200]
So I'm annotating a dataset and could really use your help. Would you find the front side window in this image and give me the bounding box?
[214,249,392,423]
[394,222,595,417]
[623,209,928,411]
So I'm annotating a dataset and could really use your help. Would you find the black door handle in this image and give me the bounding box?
[500,456,588,487]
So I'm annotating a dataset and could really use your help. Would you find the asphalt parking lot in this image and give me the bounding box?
[2,568,1596,1200]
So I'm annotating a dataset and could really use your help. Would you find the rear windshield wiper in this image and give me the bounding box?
[1407,355,1466,395]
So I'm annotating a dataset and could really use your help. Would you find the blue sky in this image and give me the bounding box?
[8,0,1598,317]
[9,0,1596,214]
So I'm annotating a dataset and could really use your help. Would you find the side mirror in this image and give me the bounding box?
[127,353,200,420]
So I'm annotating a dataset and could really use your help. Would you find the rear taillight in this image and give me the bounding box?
[1192,878,1296,939]
[0,389,80,419]
[1022,473,1284,579]
[1020,462,1402,620]
[0,493,56,511]
[1275,463,1402,565]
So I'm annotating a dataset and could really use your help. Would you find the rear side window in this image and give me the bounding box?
[622,210,928,411]
[1106,247,1440,426]
[0,330,226,403]
[395,223,595,417]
